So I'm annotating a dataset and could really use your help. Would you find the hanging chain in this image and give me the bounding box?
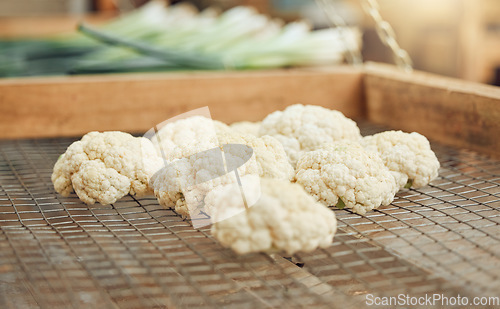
[315,0,363,66]
[361,0,413,72]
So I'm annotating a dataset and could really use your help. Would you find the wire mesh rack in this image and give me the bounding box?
[0,121,499,308]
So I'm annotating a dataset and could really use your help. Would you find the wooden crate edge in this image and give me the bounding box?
[363,62,500,159]
[0,67,364,139]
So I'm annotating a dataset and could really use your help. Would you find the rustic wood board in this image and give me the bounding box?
[364,62,500,159]
[0,14,115,38]
[0,67,364,139]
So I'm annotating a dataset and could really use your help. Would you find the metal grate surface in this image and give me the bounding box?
[0,122,499,308]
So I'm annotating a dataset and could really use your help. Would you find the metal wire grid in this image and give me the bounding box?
[0,122,498,308]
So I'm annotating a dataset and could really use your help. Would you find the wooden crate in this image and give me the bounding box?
[0,16,499,159]
[1,63,499,159]
[0,14,115,38]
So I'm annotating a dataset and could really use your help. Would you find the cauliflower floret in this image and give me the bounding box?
[152,117,293,180]
[217,130,294,181]
[203,174,261,219]
[230,121,261,136]
[209,178,337,255]
[52,131,163,205]
[361,131,440,189]
[150,144,258,217]
[150,118,294,217]
[151,116,231,160]
[259,104,361,166]
[71,161,130,205]
[295,141,399,215]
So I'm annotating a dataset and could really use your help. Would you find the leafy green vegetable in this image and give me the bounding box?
[78,23,224,70]
[404,179,413,189]
[336,198,346,210]
[0,0,358,77]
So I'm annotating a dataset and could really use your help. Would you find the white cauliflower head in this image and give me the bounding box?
[70,161,131,205]
[149,116,294,218]
[230,121,261,136]
[259,104,362,166]
[295,141,399,215]
[361,131,440,189]
[52,131,163,205]
[150,143,259,219]
[151,115,230,160]
[209,177,337,255]
[217,130,294,181]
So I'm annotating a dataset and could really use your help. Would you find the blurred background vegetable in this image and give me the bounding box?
[0,0,360,77]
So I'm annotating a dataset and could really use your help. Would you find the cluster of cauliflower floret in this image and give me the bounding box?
[52,104,440,255]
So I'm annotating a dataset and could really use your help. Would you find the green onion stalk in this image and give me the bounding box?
[1,0,358,76]
[0,0,174,76]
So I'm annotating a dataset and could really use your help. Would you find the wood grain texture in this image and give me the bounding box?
[364,62,500,159]
[0,67,364,139]
[0,14,115,38]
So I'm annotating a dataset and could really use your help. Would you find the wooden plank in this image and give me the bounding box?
[0,66,364,139]
[0,269,40,309]
[364,62,500,159]
[0,0,67,17]
[0,14,115,38]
